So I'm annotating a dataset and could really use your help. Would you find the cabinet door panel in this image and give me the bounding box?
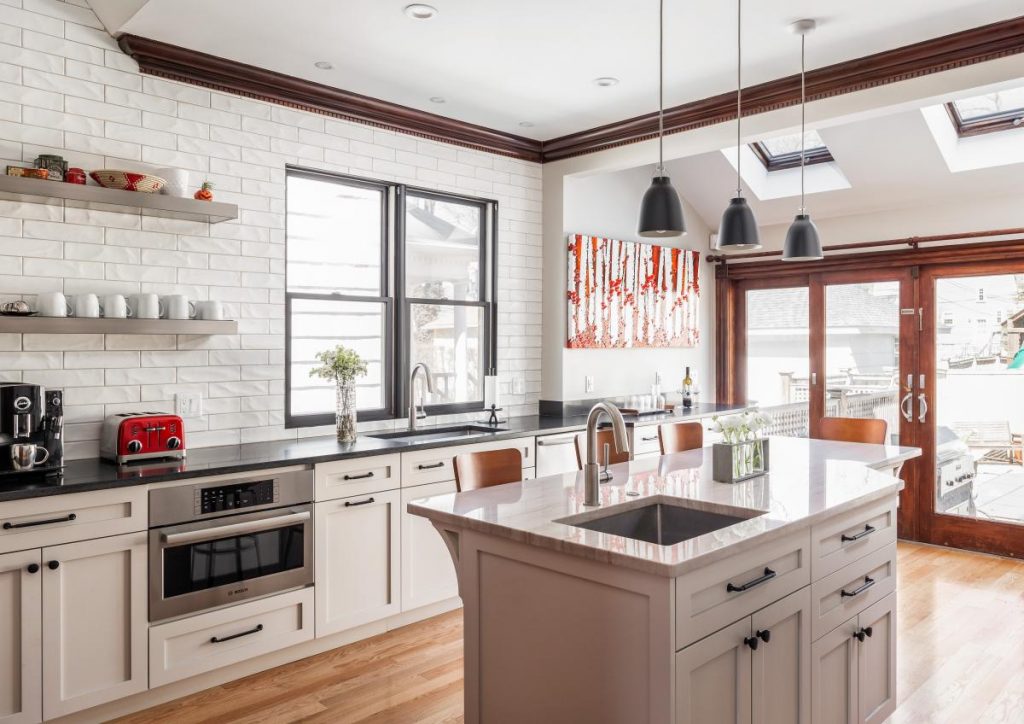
[811,617,858,724]
[752,588,811,724]
[401,481,459,612]
[0,550,41,724]
[676,617,752,724]
[315,490,400,636]
[858,593,897,724]
[42,532,148,720]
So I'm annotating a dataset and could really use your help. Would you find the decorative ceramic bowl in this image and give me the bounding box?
[89,170,166,193]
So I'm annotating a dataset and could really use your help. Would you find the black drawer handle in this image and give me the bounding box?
[841,524,876,543]
[417,462,444,470]
[344,497,375,507]
[727,567,776,593]
[210,623,263,644]
[4,513,77,530]
[343,472,375,481]
[641,435,658,441]
[841,576,875,598]
[853,626,874,642]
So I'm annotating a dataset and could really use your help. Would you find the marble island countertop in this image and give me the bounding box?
[408,436,921,578]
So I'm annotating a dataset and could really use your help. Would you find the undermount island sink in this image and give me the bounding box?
[369,424,507,444]
[558,499,763,546]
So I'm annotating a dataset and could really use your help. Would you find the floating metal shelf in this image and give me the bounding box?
[0,174,238,223]
[0,317,238,335]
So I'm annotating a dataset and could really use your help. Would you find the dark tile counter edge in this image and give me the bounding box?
[0,403,751,503]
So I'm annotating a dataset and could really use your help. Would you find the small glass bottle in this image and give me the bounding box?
[682,367,694,409]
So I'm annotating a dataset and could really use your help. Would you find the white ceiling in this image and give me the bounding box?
[94,0,1024,139]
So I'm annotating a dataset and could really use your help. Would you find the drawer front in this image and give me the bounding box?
[315,453,400,500]
[633,426,662,456]
[810,498,897,579]
[0,487,146,554]
[149,587,314,688]
[401,436,534,487]
[535,433,580,477]
[811,544,896,641]
[676,530,810,649]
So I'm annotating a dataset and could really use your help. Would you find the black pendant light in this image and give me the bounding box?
[638,0,685,238]
[782,19,823,261]
[716,0,760,251]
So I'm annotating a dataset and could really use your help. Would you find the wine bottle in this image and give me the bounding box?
[682,367,694,409]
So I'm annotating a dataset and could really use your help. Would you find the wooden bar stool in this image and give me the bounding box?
[574,430,631,469]
[657,421,704,454]
[818,417,887,445]
[453,448,523,492]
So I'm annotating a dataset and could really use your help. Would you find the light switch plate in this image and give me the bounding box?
[175,392,202,418]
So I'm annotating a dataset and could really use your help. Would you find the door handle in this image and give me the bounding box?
[900,392,913,422]
[161,510,310,546]
[918,393,928,423]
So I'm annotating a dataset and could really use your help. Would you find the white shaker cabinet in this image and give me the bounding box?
[41,531,148,720]
[0,550,42,724]
[401,481,459,612]
[315,489,401,636]
[675,617,753,724]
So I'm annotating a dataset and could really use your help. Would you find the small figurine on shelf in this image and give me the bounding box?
[193,181,214,201]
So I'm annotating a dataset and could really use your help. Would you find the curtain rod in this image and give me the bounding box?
[706,227,1024,264]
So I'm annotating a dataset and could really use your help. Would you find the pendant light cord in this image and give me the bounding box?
[799,32,806,214]
[735,0,742,197]
[657,0,664,175]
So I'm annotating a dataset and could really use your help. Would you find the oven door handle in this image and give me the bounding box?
[161,511,311,547]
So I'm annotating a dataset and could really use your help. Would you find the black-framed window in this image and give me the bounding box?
[284,167,497,428]
[945,88,1024,137]
[750,130,834,171]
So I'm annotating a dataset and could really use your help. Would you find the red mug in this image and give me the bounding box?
[65,167,86,184]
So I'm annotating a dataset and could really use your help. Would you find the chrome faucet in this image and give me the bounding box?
[408,363,434,430]
[583,402,629,506]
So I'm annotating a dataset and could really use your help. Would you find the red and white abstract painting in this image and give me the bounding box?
[566,233,700,349]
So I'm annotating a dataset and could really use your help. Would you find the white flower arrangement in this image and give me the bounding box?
[711,409,773,444]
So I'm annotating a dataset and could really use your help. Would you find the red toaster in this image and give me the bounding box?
[100,413,186,464]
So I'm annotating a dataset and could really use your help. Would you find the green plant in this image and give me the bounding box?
[309,345,367,386]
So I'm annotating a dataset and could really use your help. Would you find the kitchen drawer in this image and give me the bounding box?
[811,498,897,579]
[633,426,662,456]
[401,436,534,487]
[149,587,314,688]
[535,433,580,477]
[0,487,146,554]
[315,453,400,501]
[676,529,810,649]
[810,543,896,641]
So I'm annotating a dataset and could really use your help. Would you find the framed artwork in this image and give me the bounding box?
[566,233,700,349]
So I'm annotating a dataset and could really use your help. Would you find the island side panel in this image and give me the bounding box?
[456,529,674,724]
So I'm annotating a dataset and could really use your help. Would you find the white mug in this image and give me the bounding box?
[164,294,196,320]
[132,293,164,320]
[100,294,132,319]
[194,300,224,320]
[156,167,189,198]
[70,293,100,318]
[36,292,70,318]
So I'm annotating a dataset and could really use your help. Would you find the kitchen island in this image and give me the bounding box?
[409,436,920,724]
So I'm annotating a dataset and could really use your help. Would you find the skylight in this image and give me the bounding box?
[750,130,834,171]
[946,87,1024,137]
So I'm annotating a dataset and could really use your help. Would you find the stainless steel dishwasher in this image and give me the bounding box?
[535,432,581,477]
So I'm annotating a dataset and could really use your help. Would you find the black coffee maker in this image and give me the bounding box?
[0,383,64,479]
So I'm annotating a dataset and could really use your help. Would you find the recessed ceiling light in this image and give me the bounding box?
[404,3,438,19]
[593,77,619,87]
[518,121,534,128]
[313,61,333,70]
[429,96,446,104]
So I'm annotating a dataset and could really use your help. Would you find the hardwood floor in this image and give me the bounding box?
[118,541,1024,724]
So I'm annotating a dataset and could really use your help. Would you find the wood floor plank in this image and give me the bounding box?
[118,541,1024,724]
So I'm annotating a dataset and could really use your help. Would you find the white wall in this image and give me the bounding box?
[0,0,542,458]
[546,165,715,402]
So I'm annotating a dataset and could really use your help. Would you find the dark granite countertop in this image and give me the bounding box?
[0,403,749,502]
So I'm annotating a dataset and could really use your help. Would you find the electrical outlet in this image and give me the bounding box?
[655,371,663,386]
[584,376,594,394]
[175,392,203,418]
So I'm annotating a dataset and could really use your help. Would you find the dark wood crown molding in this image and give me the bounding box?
[120,16,1024,165]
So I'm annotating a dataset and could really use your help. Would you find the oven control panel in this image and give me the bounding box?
[196,479,279,515]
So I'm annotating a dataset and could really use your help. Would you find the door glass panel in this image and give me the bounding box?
[746,287,809,436]
[825,282,901,443]
[935,274,1024,524]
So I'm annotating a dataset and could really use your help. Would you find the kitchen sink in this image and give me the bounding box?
[369,425,507,444]
[560,501,760,546]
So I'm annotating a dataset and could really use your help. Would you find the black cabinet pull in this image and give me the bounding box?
[841,524,876,543]
[26,563,39,574]
[417,462,444,470]
[756,629,771,643]
[743,636,759,651]
[210,623,263,644]
[343,472,374,481]
[3,513,77,530]
[641,435,658,441]
[344,497,375,507]
[727,567,776,593]
[840,576,875,598]
[47,560,59,570]
[853,626,874,642]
